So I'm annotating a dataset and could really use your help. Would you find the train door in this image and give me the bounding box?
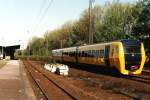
[61,50,63,62]
[75,47,79,63]
[105,45,110,66]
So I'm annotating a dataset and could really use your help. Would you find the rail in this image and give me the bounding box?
[24,61,98,100]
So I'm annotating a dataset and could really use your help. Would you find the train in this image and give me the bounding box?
[52,39,146,75]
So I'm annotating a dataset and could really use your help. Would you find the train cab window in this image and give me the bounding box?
[122,40,141,54]
[125,46,140,53]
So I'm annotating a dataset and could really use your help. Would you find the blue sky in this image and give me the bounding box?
[0,0,136,48]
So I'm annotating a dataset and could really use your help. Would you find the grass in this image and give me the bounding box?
[0,60,8,69]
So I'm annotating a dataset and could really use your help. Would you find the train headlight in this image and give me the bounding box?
[131,65,138,71]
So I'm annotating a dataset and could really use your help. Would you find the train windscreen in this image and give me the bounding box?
[125,46,141,54]
[121,39,141,71]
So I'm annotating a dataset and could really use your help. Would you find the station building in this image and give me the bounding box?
[0,45,20,60]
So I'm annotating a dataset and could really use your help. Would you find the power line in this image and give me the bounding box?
[39,0,53,24]
[31,0,47,32]
[32,0,54,34]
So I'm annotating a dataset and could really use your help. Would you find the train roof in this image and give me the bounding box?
[52,39,140,51]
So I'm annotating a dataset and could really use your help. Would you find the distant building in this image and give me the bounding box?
[0,45,20,60]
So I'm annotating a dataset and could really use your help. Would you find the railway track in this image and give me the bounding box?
[24,61,98,100]
[24,62,49,100]
[123,70,150,85]
[24,61,150,99]
[120,70,150,100]
[24,61,73,99]
[143,70,150,76]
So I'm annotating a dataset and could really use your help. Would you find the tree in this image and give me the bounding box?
[133,0,150,51]
[25,0,141,56]
[95,1,135,42]
[27,37,48,56]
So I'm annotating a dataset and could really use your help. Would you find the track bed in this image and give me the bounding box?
[23,60,150,100]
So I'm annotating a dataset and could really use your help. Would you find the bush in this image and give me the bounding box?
[17,55,52,62]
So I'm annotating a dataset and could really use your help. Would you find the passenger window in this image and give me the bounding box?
[78,51,80,57]
[100,50,104,58]
[73,51,75,56]
[91,50,94,57]
[88,50,91,57]
[79,51,82,57]
[85,51,87,57]
[82,51,84,57]
[96,50,99,57]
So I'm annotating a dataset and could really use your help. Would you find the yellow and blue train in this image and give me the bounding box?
[52,39,146,75]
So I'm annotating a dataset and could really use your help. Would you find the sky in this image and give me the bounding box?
[0,0,136,49]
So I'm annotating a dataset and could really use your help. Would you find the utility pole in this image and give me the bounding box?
[1,38,4,59]
[2,46,3,59]
[27,30,31,55]
[60,40,63,49]
[46,35,49,56]
[44,32,49,56]
[89,0,95,44]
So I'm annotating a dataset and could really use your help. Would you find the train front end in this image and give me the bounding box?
[119,39,146,75]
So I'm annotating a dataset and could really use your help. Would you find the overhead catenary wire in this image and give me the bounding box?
[38,0,53,24]
[31,0,47,33]
[31,0,54,35]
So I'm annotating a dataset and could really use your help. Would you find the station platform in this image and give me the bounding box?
[0,60,36,100]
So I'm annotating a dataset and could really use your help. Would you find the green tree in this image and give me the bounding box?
[133,0,150,51]
[27,37,48,56]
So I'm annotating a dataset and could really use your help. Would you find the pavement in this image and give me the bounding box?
[0,60,36,100]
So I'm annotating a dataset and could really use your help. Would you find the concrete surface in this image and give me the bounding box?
[0,60,36,100]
